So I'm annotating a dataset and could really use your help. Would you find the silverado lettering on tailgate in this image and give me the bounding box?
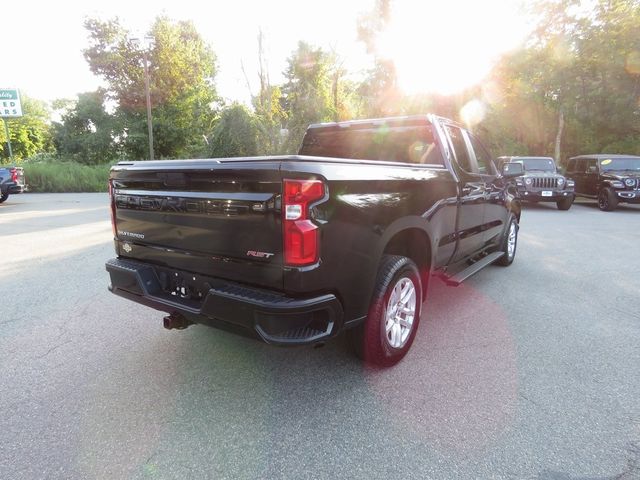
[115,194,252,216]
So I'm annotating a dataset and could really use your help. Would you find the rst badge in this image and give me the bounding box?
[246,250,274,259]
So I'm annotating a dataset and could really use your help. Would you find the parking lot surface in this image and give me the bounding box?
[1,193,639,479]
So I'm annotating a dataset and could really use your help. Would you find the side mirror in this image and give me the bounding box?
[587,165,598,173]
[502,162,524,178]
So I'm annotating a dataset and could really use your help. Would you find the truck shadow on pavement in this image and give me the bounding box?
[75,276,521,478]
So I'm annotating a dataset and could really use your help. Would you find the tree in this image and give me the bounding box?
[355,0,401,117]
[281,42,335,152]
[482,0,640,159]
[253,84,287,155]
[569,0,640,153]
[357,59,401,117]
[251,30,287,155]
[208,104,259,158]
[0,95,53,162]
[83,16,219,159]
[52,89,118,164]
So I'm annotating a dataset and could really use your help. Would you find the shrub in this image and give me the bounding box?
[23,161,112,192]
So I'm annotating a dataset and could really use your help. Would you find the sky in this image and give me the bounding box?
[3,0,531,105]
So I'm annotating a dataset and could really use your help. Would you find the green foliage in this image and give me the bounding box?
[52,89,118,164]
[23,160,112,192]
[600,136,640,156]
[281,42,336,152]
[209,104,259,158]
[357,61,400,118]
[355,1,399,117]
[10,1,640,172]
[253,85,287,155]
[330,64,364,122]
[481,0,640,159]
[0,95,54,162]
[356,0,392,55]
[83,16,218,159]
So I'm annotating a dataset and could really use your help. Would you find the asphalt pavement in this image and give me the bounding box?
[1,193,639,480]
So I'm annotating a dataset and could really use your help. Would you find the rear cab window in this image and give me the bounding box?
[444,125,495,176]
[467,134,495,175]
[444,125,474,173]
[299,124,444,165]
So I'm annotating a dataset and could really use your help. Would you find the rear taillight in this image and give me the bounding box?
[10,168,17,183]
[283,179,325,266]
[108,180,117,237]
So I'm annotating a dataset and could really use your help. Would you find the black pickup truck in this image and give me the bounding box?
[106,115,523,366]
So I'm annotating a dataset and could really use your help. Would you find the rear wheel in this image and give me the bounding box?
[348,255,422,367]
[0,192,8,204]
[495,215,518,266]
[598,188,618,211]
[556,196,573,210]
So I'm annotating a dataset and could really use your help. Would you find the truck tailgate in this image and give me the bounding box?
[110,159,284,289]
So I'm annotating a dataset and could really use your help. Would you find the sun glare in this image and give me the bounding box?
[375,2,529,96]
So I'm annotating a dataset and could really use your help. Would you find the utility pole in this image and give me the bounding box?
[132,36,155,160]
[2,118,13,161]
[142,48,154,160]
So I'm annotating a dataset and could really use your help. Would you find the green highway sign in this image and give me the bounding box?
[0,88,23,117]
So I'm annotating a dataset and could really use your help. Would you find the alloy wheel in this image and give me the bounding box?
[384,277,416,349]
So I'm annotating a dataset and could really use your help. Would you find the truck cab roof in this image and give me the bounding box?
[307,114,463,132]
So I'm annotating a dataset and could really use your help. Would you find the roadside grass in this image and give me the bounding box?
[23,161,113,193]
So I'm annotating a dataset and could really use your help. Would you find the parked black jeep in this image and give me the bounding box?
[564,154,640,211]
[497,156,575,210]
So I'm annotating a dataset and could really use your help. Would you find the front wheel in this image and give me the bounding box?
[556,196,573,210]
[0,192,9,204]
[348,255,422,367]
[495,215,519,266]
[598,188,618,211]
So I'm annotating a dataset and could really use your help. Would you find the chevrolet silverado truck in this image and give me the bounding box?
[0,166,26,203]
[106,115,523,366]
[497,156,574,210]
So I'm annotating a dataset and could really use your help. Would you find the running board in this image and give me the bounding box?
[443,252,505,286]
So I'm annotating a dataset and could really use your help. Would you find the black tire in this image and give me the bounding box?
[0,192,8,204]
[495,215,518,266]
[556,196,573,210]
[598,188,618,211]
[348,255,422,367]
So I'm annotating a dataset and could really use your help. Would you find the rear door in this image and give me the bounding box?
[573,159,588,194]
[111,158,284,289]
[584,158,599,195]
[565,159,577,186]
[466,133,506,247]
[443,124,488,262]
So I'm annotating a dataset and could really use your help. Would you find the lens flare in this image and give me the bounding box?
[460,99,486,127]
[372,2,528,95]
